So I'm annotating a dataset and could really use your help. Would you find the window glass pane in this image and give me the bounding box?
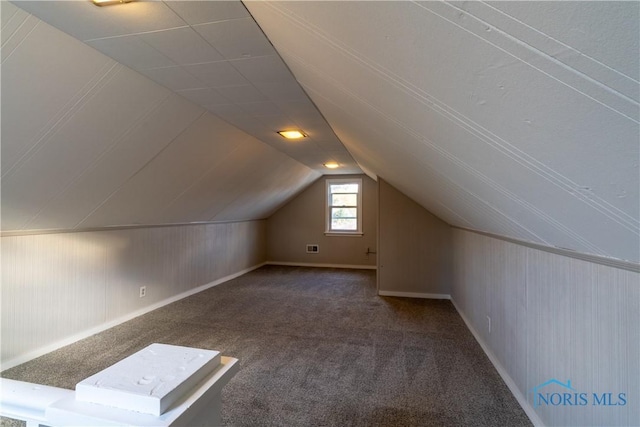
[326,179,361,233]
[331,193,357,206]
[332,218,357,230]
[331,208,357,219]
[330,183,358,193]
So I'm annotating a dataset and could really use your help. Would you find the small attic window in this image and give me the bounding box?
[325,178,363,236]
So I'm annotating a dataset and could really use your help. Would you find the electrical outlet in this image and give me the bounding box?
[487,315,491,334]
[140,286,146,298]
[306,244,319,253]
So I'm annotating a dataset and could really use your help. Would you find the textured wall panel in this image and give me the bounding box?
[0,233,107,362]
[451,229,640,426]
[1,221,267,365]
[378,178,452,295]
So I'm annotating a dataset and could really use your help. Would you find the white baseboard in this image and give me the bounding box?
[378,290,450,299]
[266,261,377,270]
[0,262,266,371]
[450,298,544,427]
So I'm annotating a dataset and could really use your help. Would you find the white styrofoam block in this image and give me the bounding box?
[75,343,220,416]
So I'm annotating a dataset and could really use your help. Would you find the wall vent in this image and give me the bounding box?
[306,244,319,253]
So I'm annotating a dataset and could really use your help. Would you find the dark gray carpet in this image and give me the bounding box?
[1,265,531,426]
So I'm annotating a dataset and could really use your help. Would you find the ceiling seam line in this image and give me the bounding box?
[475,0,639,85]
[0,15,39,65]
[204,149,278,221]
[268,1,638,121]
[22,92,174,230]
[413,1,638,121]
[72,110,208,229]
[82,25,190,42]
[154,144,244,222]
[14,63,125,229]
[2,60,121,181]
[137,54,277,72]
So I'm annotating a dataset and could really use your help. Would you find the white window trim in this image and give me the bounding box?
[325,178,363,236]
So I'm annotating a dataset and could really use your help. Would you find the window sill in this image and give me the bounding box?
[324,232,363,237]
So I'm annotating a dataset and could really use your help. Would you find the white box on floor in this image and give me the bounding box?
[75,343,220,416]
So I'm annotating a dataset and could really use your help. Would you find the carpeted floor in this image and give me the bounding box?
[1,265,531,426]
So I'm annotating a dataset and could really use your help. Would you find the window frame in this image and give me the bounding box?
[325,178,363,237]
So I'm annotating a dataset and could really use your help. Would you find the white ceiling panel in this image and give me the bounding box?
[274,99,327,117]
[1,1,30,51]
[205,103,248,120]
[87,35,176,70]
[253,81,309,102]
[215,84,269,104]
[15,1,185,41]
[29,94,205,230]
[3,66,168,230]
[193,17,276,60]
[222,115,270,132]
[176,87,231,106]
[138,26,224,65]
[164,1,249,26]
[288,111,330,128]
[154,145,257,223]
[238,101,283,117]
[197,143,276,220]
[206,148,284,220]
[78,114,247,227]
[183,60,249,87]
[139,65,204,91]
[254,115,301,132]
[315,135,348,149]
[213,157,319,221]
[231,55,291,84]
[1,16,113,174]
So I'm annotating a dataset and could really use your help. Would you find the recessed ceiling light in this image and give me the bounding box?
[324,162,340,169]
[277,130,306,139]
[92,0,134,6]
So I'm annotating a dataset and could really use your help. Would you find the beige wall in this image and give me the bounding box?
[1,220,267,367]
[451,228,640,426]
[266,175,377,267]
[378,178,452,296]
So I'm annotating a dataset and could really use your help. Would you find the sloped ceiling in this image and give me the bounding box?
[2,1,638,264]
[1,1,323,231]
[8,0,360,174]
[245,1,639,263]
